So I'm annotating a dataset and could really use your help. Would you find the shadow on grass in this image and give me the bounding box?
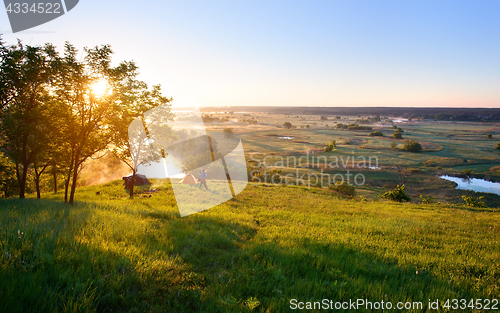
[0,197,494,312]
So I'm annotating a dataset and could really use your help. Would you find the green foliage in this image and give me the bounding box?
[393,131,403,139]
[324,140,336,152]
[419,195,435,204]
[0,152,18,198]
[402,140,422,152]
[486,134,492,139]
[381,184,411,202]
[368,131,384,137]
[283,122,292,129]
[462,195,487,208]
[331,181,356,197]
[320,115,328,121]
[390,142,397,150]
[462,168,473,177]
[496,142,500,149]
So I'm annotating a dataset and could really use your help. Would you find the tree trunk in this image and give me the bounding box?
[64,167,72,203]
[35,175,41,199]
[64,153,75,203]
[69,150,81,205]
[19,162,28,199]
[53,170,58,193]
[129,170,136,198]
[19,134,29,199]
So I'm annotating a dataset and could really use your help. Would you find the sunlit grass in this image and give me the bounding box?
[1,180,499,312]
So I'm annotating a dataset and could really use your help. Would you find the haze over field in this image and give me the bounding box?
[1,0,500,108]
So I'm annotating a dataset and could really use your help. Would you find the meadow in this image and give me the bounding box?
[203,111,500,207]
[1,180,499,312]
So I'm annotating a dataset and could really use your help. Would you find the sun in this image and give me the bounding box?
[90,79,111,97]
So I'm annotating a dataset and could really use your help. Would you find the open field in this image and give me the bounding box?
[202,110,500,207]
[1,181,499,312]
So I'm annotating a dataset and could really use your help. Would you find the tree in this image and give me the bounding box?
[402,140,422,152]
[486,134,492,139]
[320,115,328,121]
[391,142,397,150]
[55,43,129,204]
[283,122,292,129]
[0,40,59,198]
[497,142,500,150]
[110,76,173,198]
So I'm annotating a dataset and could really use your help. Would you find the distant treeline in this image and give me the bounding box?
[204,107,500,122]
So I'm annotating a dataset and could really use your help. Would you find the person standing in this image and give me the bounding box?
[198,169,209,190]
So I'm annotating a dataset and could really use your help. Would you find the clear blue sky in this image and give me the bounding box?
[1,0,500,107]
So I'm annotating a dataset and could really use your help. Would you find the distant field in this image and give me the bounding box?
[204,112,500,207]
[0,181,499,312]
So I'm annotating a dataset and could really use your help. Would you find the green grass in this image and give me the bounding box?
[1,181,499,312]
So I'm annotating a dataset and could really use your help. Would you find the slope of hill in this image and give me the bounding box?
[0,181,499,312]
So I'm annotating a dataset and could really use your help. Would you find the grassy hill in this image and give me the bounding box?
[0,180,499,312]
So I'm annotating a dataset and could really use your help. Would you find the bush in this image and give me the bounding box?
[223,128,234,137]
[324,140,336,152]
[390,142,397,150]
[486,134,492,139]
[462,168,473,178]
[419,195,435,204]
[393,131,403,139]
[403,140,422,152]
[330,181,356,197]
[462,195,487,208]
[369,131,384,137]
[496,143,500,149]
[283,122,292,129]
[381,185,411,202]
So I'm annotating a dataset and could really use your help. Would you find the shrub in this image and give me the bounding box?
[330,181,356,197]
[462,195,487,208]
[390,142,397,150]
[462,168,473,178]
[419,195,435,204]
[403,140,422,152]
[369,131,384,137]
[324,140,336,152]
[381,184,411,202]
[283,122,292,129]
[223,128,234,137]
[496,142,500,149]
[486,134,492,139]
[393,131,403,139]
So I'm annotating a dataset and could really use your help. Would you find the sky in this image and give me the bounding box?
[1,0,500,108]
